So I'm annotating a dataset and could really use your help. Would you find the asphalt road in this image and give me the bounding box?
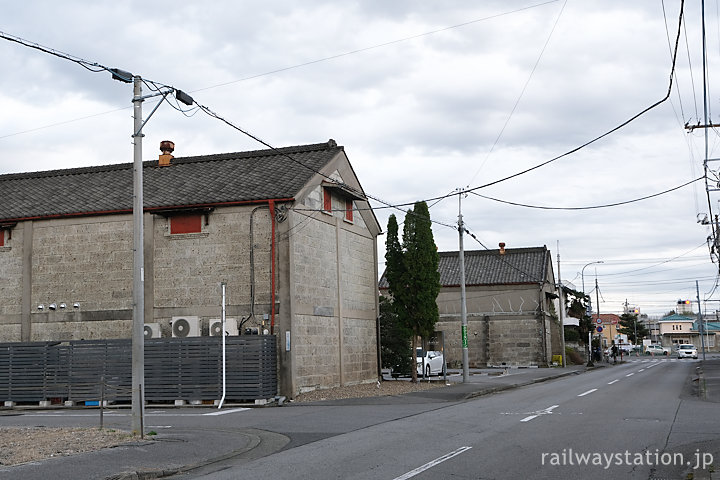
[3,358,716,479]
[167,358,717,479]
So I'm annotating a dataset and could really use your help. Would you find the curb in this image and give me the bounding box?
[463,369,583,400]
[104,429,290,480]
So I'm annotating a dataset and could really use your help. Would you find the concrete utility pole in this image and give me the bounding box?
[458,189,469,383]
[595,277,601,355]
[131,76,145,435]
[556,242,566,367]
[581,261,602,365]
[696,281,707,360]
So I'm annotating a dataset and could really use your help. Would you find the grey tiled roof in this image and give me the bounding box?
[0,140,342,221]
[379,247,551,288]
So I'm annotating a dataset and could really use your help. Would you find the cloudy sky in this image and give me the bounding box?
[1,0,719,317]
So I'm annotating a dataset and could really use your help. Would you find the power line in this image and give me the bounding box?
[190,1,562,94]
[468,176,703,210]
[467,0,567,186]
[464,0,685,193]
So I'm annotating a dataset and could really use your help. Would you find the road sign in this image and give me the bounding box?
[596,326,603,333]
[596,317,618,325]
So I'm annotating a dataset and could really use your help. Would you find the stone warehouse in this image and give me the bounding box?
[0,139,381,397]
[380,245,562,367]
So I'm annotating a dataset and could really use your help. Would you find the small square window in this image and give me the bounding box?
[170,214,202,234]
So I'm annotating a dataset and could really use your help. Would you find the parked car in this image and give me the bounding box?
[645,344,668,356]
[604,344,635,357]
[676,344,698,359]
[416,348,445,377]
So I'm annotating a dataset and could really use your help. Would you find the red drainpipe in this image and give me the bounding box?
[269,199,276,335]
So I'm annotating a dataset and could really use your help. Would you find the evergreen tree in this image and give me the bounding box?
[384,214,405,302]
[617,313,648,344]
[382,204,441,382]
[400,201,441,382]
[379,296,412,375]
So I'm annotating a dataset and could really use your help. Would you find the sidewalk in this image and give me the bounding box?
[2,360,714,480]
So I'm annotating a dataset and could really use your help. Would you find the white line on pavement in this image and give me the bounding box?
[638,369,645,372]
[393,446,472,480]
[626,373,635,377]
[608,380,619,385]
[578,389,597,397]
[204,407,251,416]
[520,415,538,422]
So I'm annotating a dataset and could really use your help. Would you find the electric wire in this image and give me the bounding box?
[682,10,701,121]
[466,0,567,187]
[468,176,703,210]
[190,1,562,95]
[663,0,688,123]
[464,0,685,194]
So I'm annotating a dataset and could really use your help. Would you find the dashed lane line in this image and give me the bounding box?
[393,446,472,480]
[577,388,597,397]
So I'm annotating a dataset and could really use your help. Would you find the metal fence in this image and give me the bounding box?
[0,336,277,404]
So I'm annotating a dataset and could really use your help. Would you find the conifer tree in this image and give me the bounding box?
[383,204,441,382]
[401,201,441,382]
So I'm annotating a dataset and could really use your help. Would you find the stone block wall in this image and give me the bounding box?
[487,317,544,366]
[0,227,23,338]
[287,185,378,394]
[152,206,273,328]
[31,218,133,313]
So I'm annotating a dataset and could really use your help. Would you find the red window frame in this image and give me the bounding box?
[323,188,332,213]
[0,230,4,247]
[345,199,353,222]
[170,214,202,234]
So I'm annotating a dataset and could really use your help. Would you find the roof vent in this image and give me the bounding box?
[499,242,506,255]
[159,140,175,166]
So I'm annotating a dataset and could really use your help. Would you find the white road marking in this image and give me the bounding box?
[626,373,635,377]
[638,369,645,372]
[578,389,597,397]
[520,405,559,422]
[608,380,619,385]
[21,409,251,418]
[204,407,250,416]
[393,446,472,480]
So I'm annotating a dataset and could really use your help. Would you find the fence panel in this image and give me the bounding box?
[0,336,277,404]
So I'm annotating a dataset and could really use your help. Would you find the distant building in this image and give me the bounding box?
[591,313,622,348]
[380,245,561,367]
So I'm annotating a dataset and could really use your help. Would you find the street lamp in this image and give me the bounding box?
[581,261,603,365]
[581,261,603,303]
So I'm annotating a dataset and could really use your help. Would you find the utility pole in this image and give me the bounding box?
[696,281,707,361]
[458,189,469,383]
[689,0,720,262]
[131,76,145,436]
[595,276,601,357]
[556,241,566,367]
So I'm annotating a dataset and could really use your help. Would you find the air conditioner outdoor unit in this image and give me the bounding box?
[209,318,238,336]
[171,316,200,338]
[144,323,161,339]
